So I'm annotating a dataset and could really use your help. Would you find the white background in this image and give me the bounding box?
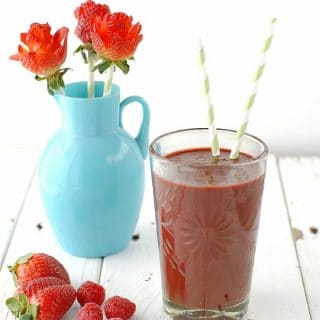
[1,0,320,155]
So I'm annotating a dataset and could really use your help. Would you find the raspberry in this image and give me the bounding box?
[77,281,105,306]
[104,296,136,320]
[76,302,103,320]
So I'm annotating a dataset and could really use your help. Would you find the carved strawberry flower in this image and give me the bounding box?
[75,0,110,44]
[10,2,143,97]
[74,0,110,97]
[10,23,69,95]
[91,12,143,94]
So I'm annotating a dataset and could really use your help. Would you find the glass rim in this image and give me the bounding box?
[149,128,269,168]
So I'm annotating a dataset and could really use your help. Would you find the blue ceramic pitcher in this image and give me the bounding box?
[39,81,150,257]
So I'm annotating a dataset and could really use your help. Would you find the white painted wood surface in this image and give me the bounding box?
[279,157,320,320]
[0,150,318,319]
[247,157,310,320]
[0,147,39,268]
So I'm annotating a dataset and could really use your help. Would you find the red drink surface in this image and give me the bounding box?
[153,148,265,310]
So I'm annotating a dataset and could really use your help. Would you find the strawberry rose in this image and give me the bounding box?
[91,12,143,63]
[10,23,70,95]
[10,23,68,77]
[75,0,110,44]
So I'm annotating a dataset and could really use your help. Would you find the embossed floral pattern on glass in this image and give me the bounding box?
[154,172,265,309]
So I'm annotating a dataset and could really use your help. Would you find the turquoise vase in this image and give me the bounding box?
[39,81,150,257]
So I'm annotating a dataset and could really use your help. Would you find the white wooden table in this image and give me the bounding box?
[0,146,319,319]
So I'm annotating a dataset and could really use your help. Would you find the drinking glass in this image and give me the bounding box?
[150,128,268,319]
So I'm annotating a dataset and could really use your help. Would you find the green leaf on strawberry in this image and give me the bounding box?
[115,60,130,74]
[16,253,34,266]
[93,60,112,73]
[6,297,22,313]
[29,304,38,319]
[6,294,36,319]
[74,44,97,65]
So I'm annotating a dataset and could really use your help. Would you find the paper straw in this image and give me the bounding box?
[230,18,277,160]
[199,41,220,157]
[88,55,95,98]
[104,64,114,96]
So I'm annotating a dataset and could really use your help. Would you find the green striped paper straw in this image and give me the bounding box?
[104,64,115,95]
[88,55,95,98]
[230,18,277,160]
[200,41,220,157]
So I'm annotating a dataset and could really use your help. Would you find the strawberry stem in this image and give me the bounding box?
[74,44,96,98]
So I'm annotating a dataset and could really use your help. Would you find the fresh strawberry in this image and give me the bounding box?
[75,0,110,43]
[91,12,143,62]
[18,276,66,297]
[104,296,136,320]
[31,285,76,320]
[77,280,105,306]
[6,284,76,320]
[8,253,70,287]
[76,302,103,320]
[10,23,68,77]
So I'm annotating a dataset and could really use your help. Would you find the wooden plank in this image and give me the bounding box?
[0,175,102,319]
[0,146,39,269]
[279,157,320,319]
[100,171,170,319]
[246,156,310,319]
[0,155,312,319]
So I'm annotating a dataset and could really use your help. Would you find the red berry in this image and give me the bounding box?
[10,24,68,77]
[31,284,76,320]
[91,12,143,61]
[19,276,66,298]
[77,281,105,306]
[75,0,110,43]
[6,284,76,320]
[8,253,70,287]
[104,296,136,320]
[77,302,103,320]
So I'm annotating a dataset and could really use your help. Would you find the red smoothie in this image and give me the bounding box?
[153,148,265,310]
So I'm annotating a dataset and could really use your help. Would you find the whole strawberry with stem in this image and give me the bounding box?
[76,302,103,320]
[6,284,76,320]
[10,22,70,95]
[8,253,70,287]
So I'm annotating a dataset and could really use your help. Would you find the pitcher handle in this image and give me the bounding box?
[120,96,150,159]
